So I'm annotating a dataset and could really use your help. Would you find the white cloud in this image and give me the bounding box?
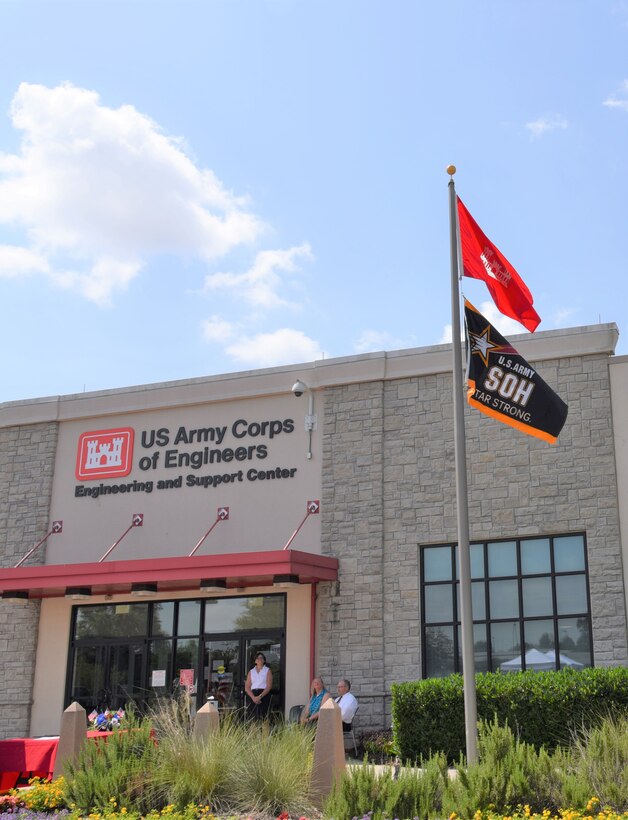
[477,301,530,336]
[439,301,531,344]
[0,245,49,277]
[603,80,628,111]
[203,243,313,309]
[201,315,238,343]
[52,257,142,305]
[525,114,568,139]
[353,329,416,353]
[552,306,577,325]
[203,323,322,367]
[439,324,452,344]
[0,82,262,304]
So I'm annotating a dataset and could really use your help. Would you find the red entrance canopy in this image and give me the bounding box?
[0,549,338,599]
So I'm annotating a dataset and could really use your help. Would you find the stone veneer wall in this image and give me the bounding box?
[0,422,58,739]
[318,352,627,733]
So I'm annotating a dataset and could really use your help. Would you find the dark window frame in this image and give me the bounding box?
[65,592,287,711]
[420,533,593,677]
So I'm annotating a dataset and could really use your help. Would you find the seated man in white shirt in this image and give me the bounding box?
[334,678,358,732]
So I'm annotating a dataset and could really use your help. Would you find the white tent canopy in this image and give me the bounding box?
[499,647,585,671]
[499,648,555,672]
[543,650,584,669]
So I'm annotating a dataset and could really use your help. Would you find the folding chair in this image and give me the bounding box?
[343,704,359,757]
[288,704,305,723]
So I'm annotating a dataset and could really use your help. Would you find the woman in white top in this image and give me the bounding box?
[244,652,273,719]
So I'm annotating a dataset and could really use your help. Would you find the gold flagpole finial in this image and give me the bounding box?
[446,164,457,177]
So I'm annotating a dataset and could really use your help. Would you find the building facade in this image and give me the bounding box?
[0,322,627,739]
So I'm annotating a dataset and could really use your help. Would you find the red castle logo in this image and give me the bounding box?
[75,428,135,481]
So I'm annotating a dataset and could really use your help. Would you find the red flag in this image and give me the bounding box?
[457,196,541,332]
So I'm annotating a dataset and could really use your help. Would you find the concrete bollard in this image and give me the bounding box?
[310,697,346,807]
[193,700,220,741]
[53,701,87,779]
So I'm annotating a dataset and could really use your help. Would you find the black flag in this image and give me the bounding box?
[464,300,568,444]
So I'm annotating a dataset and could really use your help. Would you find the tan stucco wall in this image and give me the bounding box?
[30,598,71,736]
[30,585,313,736]
[48,393,322,564]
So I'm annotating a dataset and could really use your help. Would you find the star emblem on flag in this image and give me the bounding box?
[469,325,501,367]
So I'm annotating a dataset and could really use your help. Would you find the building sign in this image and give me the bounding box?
[73,418,300,500]
[75,428,134,480]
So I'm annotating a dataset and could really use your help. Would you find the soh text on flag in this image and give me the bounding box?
[465,299,567,444]
[457,196,541,332]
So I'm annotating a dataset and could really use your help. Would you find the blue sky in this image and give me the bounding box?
[0,0,626,402]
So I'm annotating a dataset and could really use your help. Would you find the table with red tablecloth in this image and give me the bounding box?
[0,737,59,791]
[0,730,149,791]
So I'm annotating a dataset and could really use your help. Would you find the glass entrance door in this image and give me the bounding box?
[243,636,281,712]
[201,634,283,713]
[203,639,241,710]
[109,643,145,705]
[69,641,146,712]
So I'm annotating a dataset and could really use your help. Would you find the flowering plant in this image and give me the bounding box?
[88,708,125,731]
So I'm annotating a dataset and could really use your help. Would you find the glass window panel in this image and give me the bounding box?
[424,584,453,623]
[472,581,486,620]
[174,638,199,694]
[554,536,585,572]
[557,618,591,669]
[204,595,285,633]
[152,602,174,637]
[455,581,486,621]
[491,621,521,672]
[523,619,555,652]
[454,544,484,580]
[488,541,517,577]
[203,639,241,708]
[74,603,148,639]
[489,579,519,619]
[108,644,144,707]
[177,600,201,635]
[555,575,587,615]
[149,639,174,694]
[522,577,553,617]
[424,546,453,582]
[522,620,556,670]
[423,547,452,581]
[70,645,106,708]
[471,543,485,579]
[457,624,489,673]
[424,625,455,678]
[521,539,551,575]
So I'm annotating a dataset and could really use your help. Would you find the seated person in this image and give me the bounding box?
[300,676,331,724]
[334,678,358,731]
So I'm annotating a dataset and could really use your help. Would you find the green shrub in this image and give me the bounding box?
[442,719,567,818]
[323,753,449,820]
[148,695,316,817]
[392,673,465,762]
[362,730,397,762]
[231,721,316,816]
[392,666,628,761]
[63,708,159,814]
[565,713,628,811]
[150,711,247,811]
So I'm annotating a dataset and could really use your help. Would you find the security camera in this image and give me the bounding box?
[292,379,307,397]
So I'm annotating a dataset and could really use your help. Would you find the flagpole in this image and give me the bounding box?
[447,165,478,765]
